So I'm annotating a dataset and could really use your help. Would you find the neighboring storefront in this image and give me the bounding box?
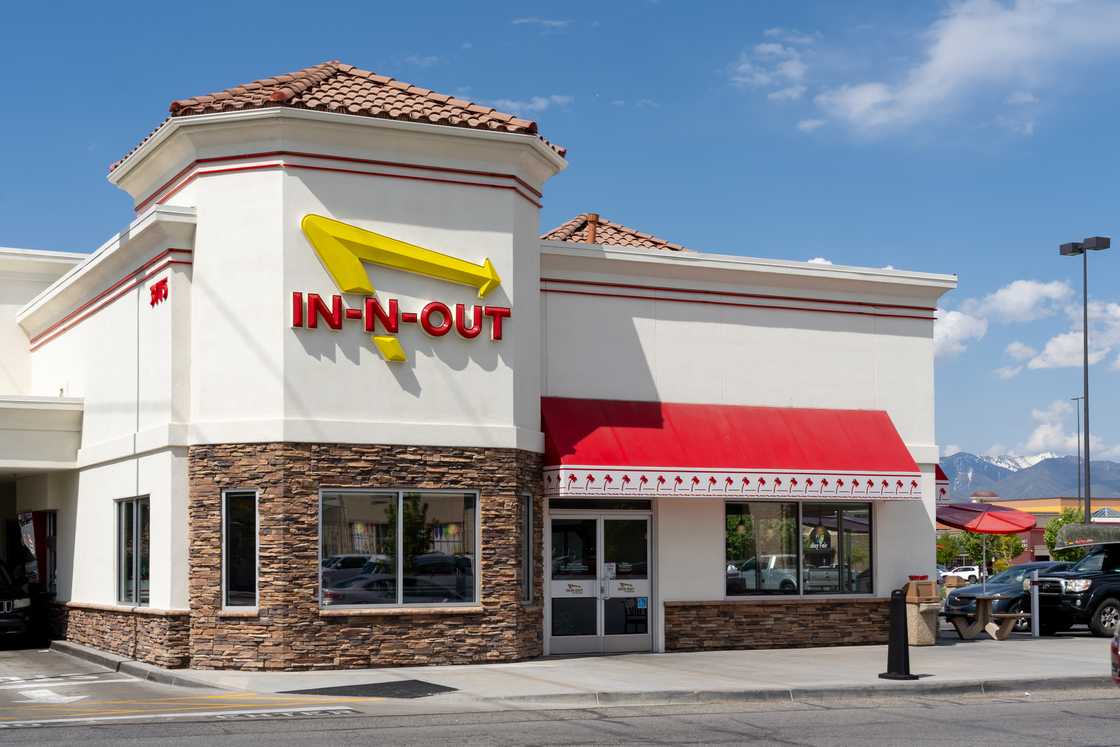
[0,61,955,670]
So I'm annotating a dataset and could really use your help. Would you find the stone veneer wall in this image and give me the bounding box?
[50,603,191,668]
[664,598,890,651]
[188,443,543,671]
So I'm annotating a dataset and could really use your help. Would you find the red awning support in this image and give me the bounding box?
[542,398,923,500]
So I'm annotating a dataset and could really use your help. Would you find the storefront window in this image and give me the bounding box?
[725,503,799,596]
[320,490,476,607]
[520,495,533,603]
[802,504,873,594]
[223,491,257,608]
[117,497,149,606]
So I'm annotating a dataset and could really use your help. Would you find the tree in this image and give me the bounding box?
[936,533,963,566]
[942,531,1025,568]
[1045,508,1088,562]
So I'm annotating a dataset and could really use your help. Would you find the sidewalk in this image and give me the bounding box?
[57,633,1114,709]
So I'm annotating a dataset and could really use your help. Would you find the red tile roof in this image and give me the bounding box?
[111,60,564,173]
[541,213,688,252]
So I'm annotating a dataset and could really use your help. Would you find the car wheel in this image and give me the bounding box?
[779,580,796,593]
[1090,598,1120,637]
[968,575,978,583]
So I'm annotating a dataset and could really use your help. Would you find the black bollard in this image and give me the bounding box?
[879,588,918,680]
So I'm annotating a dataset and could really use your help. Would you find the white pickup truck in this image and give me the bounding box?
[727,554,798,593]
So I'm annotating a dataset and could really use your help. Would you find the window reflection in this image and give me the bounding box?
[725,503,799,595]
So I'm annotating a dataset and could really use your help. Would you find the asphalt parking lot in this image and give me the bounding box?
[0,645,374,730]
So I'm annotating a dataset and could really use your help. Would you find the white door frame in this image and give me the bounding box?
[543,506,655,656]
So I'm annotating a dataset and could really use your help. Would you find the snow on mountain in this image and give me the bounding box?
[981,452,1059,472]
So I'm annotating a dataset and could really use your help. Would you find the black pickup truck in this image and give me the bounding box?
[1036,543,1120,636]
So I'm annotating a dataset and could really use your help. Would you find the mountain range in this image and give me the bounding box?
[941,451,1120,500]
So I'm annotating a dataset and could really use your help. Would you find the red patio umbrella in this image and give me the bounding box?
[936,502,1037,591]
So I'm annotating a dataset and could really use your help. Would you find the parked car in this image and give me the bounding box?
[943,560,1071,632]
[726,554,798,594]
[322,554,388,588]
[1037,544,1120,636]
[942,565,982,584]
[0,565,32,643]
[936,565,949,583]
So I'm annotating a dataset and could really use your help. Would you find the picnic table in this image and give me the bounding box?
[944,592,1028,641]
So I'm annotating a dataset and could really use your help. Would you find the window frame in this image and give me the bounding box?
[116,496,150,606]
[318,488,481,610]
[724,500,875,600]
[221,489,259,610]
[520,494,533,604]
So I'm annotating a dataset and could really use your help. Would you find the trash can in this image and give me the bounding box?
[903,578,940,646]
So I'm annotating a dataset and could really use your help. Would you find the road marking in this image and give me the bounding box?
[16,689,88,705]
[0,705,359,728]
[0,677,133,690]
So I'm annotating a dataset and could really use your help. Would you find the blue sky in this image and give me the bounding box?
[3,0,1120,460]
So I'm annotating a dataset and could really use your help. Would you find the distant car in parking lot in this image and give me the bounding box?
[943,565,982,584]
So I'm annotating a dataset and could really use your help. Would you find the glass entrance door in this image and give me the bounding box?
[548,514,651,655]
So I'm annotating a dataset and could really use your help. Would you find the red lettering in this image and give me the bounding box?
[420,301,452,337]
[307,293,342,330]
[483,306,511,340]
[454,304,483,339]
[364,297,399,334]
[291,292,304,327]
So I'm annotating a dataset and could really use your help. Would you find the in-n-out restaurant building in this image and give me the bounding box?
[0,61,956,670]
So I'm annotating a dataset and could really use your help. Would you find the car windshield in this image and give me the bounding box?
[988,567,1032,585]
[1070,548,1120,574]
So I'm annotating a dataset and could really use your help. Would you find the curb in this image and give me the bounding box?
[49,641,229,691]
[483,675,1115,708]
[49,641,1113,707]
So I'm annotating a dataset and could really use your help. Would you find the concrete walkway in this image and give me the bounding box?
[69,634,1112,708]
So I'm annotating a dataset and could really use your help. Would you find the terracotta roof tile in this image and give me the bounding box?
[111,60,564,172]
[541,213,689,252]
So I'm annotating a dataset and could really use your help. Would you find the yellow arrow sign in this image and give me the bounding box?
[301,214,501,298]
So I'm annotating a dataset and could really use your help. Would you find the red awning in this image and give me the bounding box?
[936,502,1037,535]
[542,397,921,499]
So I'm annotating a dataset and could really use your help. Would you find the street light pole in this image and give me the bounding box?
[1072,395,1083,511]
[1060,236,1110,525]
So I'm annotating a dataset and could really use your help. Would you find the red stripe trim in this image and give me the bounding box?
[29,250,192,350]
[541,287,933,321]
[541,277,935,312]
[136,150,542,212]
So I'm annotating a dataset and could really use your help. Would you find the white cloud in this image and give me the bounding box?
[806,256,832,265]
[1007,90,1039,105]
[769,85,807,101]
[1028,330,1109,369]
[764,28,819,45]
[1023,400,1078,453]
[1006,341,1037,360]
[814,0,1120,132]
[798,118,826,132]
[967,279,1073,322]
[488,95,574,116]
[403,54,441,68]
[934,308,988,358]
[994,365,1022,380]
[943,444,963,457]
[731,38,809,93]
[512,17,570,28]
